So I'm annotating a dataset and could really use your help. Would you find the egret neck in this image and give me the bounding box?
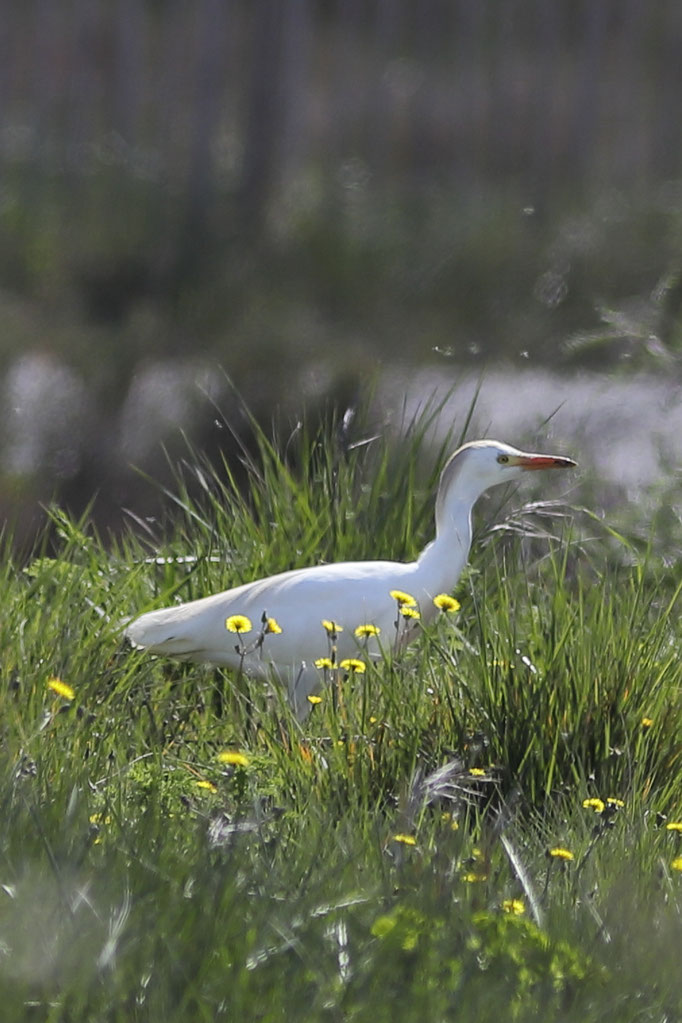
[416,497,473,619]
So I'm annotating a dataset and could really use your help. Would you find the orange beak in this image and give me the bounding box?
[511,453,577,471]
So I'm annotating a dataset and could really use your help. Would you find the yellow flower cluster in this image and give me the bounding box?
[216,751,250,767]
[548,847,574,861]
[582,796,624,814]
[225,613,283,638]
[389,589,417,607]
[355,623,380,637]
[501,899,525,915]
[433,593,460,613]
[225,615,252,634]
[392,833,417,846]
[340,658,366,674]
[196,779,217,793]
[314,656,366,673]
[47,677,75,701]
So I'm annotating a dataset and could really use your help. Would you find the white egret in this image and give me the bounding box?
[126,440,576,715]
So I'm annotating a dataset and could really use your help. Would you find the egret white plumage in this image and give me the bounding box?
[126,439,576,716]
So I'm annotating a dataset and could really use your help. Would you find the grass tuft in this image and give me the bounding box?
[0,405,680,1020]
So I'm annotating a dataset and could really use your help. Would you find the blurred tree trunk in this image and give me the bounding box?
[367,0,402,179]
[278,0,313,191]
[572,1,608,186]
[237,0,288,237]
[113,0,143,144]
[529,0,561,219]
[651,0,682,178]
[172,0,228,290]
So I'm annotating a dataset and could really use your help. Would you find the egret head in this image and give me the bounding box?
[436,439,576,524]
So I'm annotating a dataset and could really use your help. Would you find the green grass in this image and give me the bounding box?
[1,406,681,1021]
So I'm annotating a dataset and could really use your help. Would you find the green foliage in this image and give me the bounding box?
[369,904,596,1020]
[0,411,681,1020]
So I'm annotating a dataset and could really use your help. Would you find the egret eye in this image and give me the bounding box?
[497,454,509,464]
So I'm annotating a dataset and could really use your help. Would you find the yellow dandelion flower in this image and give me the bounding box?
[225,614,252,634]
[641,716,653,728]
[369,716,378,724]
[89,813,111,825]
[340,658,366,674]
[321,619,343,634]
[671,857,682,872]
[196,780,217,793]
[665,822,682,832]
[606,797,625,808]
[392,833,417,846]
[265,617,282,634]
[399,606,420,620]
[468,767,486,777]
[389,589,417,607]
[502,899,525,915]
[354,623,381,638]
[307,694,323,705]
[216,751,250,767]
[47,677,75,701]
[582,798,605,814]
[548,847,574,861]
[314,657,334,670]
[462,872,488,883]
[433,594,461,613]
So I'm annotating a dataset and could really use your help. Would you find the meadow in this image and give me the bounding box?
[0,404,681,1021]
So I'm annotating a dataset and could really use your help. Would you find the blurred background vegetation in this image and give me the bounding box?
[2,0,682,541]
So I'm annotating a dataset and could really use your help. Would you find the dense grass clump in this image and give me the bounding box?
[0,409,681,1021]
